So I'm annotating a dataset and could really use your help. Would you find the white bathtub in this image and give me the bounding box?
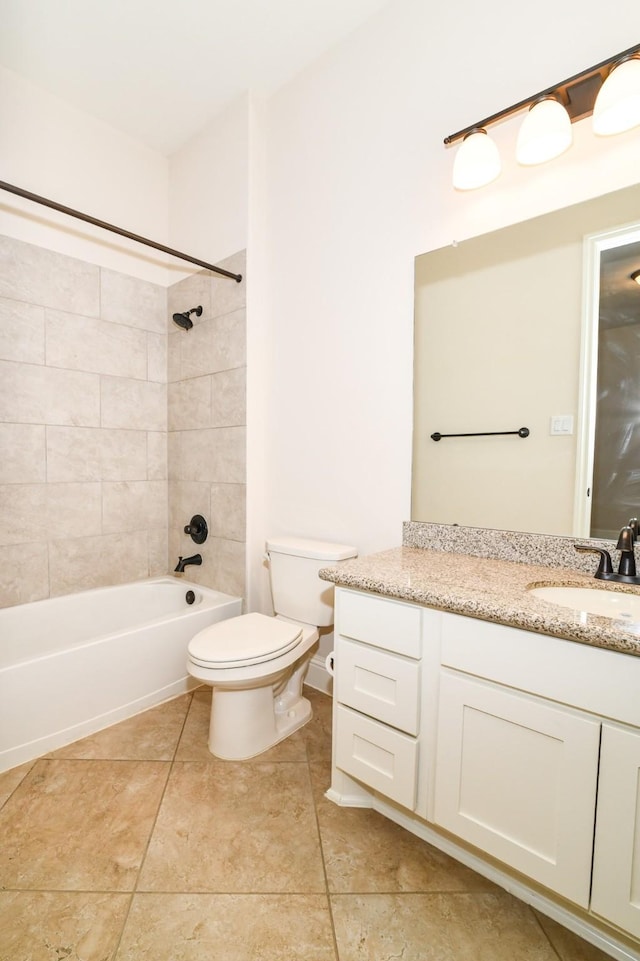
[0,576,242,772]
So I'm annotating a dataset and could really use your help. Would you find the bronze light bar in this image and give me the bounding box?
[444,43,640,146]
[0,179,243,282]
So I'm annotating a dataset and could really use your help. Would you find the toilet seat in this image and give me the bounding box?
[188,612,303,669]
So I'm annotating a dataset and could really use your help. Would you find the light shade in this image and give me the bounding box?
[452,129,501,191]
[593,57,640,135]
[516,98,572,165]
[631,269,640,285]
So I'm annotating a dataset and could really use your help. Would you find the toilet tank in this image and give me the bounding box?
[266,536,357,627]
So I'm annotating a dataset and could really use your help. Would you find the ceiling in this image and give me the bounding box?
[0,0,390,155]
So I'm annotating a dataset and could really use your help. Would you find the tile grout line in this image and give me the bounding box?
[307,741,342,961]
[109,690,196,959]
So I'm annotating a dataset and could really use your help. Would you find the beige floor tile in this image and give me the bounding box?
[534,911,618,961]
[138,761,326,893]
[48,694,193,761]
[115,893,336,960]
[0,890,130,961]
[302,687,333,761]
[331,891,561,961]
[0,759,34,807]
[0,759,169,891]
[318,798,496,894]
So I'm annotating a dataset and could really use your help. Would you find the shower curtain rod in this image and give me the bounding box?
[0,180,243,282]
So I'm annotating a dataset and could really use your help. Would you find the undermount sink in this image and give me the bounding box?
[529,585,640,621]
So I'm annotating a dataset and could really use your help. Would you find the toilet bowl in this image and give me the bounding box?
[186,536,357,760]
[188,612,318,759]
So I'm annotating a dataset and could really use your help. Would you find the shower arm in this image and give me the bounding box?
[0,180,243,283]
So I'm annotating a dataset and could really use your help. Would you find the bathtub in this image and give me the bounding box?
[0,576,242,772]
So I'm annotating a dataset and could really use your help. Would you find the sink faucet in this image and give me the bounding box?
[174,553,202,573]
[575,524,640,584]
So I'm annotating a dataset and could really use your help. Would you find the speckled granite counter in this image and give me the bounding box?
[319,545,640,657]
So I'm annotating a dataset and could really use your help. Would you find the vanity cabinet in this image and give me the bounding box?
[330,587,640,949]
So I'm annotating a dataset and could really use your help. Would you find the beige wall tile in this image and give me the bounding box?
[167,328,182,383]
[49,531,149,595]
[147,431,167,480]
[167,273,211,322]
[179,308,246,378]
[46,482,102,539]
[210,483,245,541]
[211,367,246,427]
[45,309,147,378]
[0,361,100,426]
[168,377,211,431]
[46,426,102,482]
[100,429,149,481]
[210,251,246,319]
[0,424,45,483]
[101,268,166,333]
[101,376,167,431]
[169,480,211,531]
[0,542,49,607]
[147,528,168,576]
[189,536,245,596]
[0,483,46,545]
[147,332,167,383]
[0,235,100,315]
[46,427,148,482]
[167,431,181,481]
[102,480,167,534]
[0,297,45,364]
[176,427,245,484]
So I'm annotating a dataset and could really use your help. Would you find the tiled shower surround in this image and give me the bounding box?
[0,235,246,608]
[168,252,246,599]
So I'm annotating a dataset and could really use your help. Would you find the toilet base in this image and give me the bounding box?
[208,687,312,760]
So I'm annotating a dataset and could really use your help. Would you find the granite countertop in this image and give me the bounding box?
[319,546,640,657]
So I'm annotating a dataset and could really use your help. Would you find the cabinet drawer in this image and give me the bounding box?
[335,704,417,809]
[337,589,421,658]
[336,638,420,734]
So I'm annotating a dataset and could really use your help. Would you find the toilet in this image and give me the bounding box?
[186,536,357,760]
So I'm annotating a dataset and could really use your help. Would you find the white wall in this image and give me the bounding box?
[0,67,170,283]
[258,0,640,586]
[168,94,250,276]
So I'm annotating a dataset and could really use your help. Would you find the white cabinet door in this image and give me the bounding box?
[591,723,640,939]
[434,670,600,907]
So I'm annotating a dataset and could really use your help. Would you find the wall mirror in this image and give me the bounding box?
[412,182,640,538]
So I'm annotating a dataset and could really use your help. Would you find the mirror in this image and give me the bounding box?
[412,182,640,537]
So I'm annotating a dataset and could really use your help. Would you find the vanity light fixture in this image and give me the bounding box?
[446,43,640,190]
[631,269,640,285]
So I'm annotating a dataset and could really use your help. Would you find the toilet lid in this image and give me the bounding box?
[188,612,303,668]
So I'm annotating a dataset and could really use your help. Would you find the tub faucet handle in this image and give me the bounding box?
[184,514,208,545]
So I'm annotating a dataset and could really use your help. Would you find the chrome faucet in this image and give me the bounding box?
[575,523,640,584]
[174,553,202,573]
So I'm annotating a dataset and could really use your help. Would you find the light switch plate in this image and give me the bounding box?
[550,415,574,435]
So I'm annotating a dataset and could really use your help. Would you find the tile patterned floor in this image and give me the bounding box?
[0,687,615,960]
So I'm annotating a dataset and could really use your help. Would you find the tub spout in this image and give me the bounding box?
[175,554,202,573]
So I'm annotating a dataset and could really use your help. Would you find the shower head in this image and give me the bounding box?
[171,305,203,331]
